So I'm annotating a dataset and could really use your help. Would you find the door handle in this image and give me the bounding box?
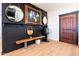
[72,29,76,31]
[72,28,76,31]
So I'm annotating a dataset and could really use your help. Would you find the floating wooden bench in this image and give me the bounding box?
[16,36,45,44]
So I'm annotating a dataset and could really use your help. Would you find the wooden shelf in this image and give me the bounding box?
[24,5,42,24]
[16,36,45,44]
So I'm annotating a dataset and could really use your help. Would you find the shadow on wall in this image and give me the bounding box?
[47,27,51,39]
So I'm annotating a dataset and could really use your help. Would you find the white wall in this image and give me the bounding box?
[48,4,79,41]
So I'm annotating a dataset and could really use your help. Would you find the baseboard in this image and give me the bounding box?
[48,39,59,42]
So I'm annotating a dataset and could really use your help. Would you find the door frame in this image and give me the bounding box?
[59,11,79,45]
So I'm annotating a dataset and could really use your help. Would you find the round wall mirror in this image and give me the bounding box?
[43,16,47,25]
[5,5,24,22]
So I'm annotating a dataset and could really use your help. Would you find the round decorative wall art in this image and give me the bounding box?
[43,16,47,25]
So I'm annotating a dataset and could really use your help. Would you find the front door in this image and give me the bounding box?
[60,13,78,45]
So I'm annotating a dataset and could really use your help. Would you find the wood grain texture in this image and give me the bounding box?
[4,40,79,56]
[24,5,28,24]
[16,36,45,44]
[24,5,42,25]
[60,13,77,45]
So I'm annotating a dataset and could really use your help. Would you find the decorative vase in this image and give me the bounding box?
[35,39,41,44]
[27,26,33,38]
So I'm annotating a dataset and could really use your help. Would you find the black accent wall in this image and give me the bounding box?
[2,3,48,54]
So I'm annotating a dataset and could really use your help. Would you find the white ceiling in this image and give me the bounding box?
[32,3,79,11]
[32,3,53,11]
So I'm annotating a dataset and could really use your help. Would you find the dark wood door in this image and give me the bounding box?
[60,13,78,45]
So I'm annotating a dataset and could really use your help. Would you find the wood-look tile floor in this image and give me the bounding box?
[4,40,79,56]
